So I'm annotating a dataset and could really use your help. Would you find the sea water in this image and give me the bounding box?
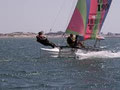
[0,37,120,90]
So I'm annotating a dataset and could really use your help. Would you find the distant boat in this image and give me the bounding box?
[41,0,112,57]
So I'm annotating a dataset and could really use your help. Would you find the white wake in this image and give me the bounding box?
[75,50,120,60]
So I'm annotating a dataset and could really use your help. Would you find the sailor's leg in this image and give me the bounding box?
[47,42,56,48]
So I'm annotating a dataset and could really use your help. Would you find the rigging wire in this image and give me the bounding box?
[48,0,66,46]
[46,1,65,39]
[50,0,66,32]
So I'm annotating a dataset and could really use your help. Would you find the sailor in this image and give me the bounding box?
[67,34,76,48]
[74,35,85,48]
[36,31,56,48]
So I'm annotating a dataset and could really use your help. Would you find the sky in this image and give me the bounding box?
[0,0,119,34]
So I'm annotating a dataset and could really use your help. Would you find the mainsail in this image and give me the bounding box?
[66,0,112,40]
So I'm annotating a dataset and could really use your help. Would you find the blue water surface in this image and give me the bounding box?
[0,37,120,90]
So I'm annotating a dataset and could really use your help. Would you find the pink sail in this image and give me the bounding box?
[67,8,84,35]
[66,0,112,40]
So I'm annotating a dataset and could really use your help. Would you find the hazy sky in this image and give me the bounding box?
[0,0,119,33]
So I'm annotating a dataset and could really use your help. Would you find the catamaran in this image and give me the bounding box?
[41,0,112,56]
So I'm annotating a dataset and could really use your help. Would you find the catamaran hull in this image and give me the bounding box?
[41,47,102,58]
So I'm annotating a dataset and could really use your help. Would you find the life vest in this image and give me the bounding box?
[36,36,49,45]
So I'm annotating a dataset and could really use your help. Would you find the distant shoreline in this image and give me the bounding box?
[0,35,120,39]
[0,35,64,38]
[0,32,120,38]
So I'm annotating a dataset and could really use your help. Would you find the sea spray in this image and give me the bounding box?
[76,50,120,60]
